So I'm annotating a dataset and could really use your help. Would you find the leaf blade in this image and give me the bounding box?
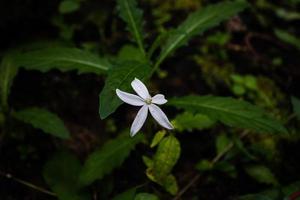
[99,61,151,119]
[13,47,110,74]
[79,133,143,186]
[14,107,70,139]
[156,1,248,66]
[169,95,288,134]
[117,0,146,56]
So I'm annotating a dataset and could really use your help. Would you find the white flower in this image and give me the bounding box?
[116,78,174,137]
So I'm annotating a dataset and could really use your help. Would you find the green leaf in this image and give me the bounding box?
[14,107,70,139]
[150,130,166,148]
[169,95,288,134]
[118,45,146,62]
[135,193,159,200]
[172,112,216,132]
[291,96,300,120]
[146,169,178,195]
[13,47,110,74]
[117,0,146,56]
[153,135,181,179]
[0,54,18,110]
[156,0,248,66]
[99,61,151,119]
[275,29,300,50]
[216,134,231,155]
[244,165,279,186]
[59,0,80,14]
[43,152,89,200]
[196,160,213,171]
[79,133,143,186]
[112,188,137,200]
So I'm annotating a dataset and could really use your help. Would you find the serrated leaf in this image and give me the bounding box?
[43,152,89,200]
[99,61,151,119]
[0,54,18,110]
[79,133,143,186]
[112,187,137,200]
[156,0,248,66]
[13,47,110,74]
[169,95,288,134]
[117,0,146,56]
[14,107,70,139]
[291,96,300,120]
[172,112,215,132]
[153,135,181,179]
[150,130,166,148]
[244,165,278,186]
[134,193,159,200]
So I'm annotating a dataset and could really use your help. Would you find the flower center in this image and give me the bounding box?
[145,98,152,105]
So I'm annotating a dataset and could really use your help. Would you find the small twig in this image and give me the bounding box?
[0,170,56,197]
[173,131,249,200]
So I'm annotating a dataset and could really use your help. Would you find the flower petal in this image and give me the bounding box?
[131,78,150,100]
[149,104,174,130]
[152,94,167,105]
[130,105,148,137]
[116,89,145,106]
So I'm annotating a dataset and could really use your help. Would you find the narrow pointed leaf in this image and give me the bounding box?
[79,133,143,186]
[13,47,110,74]
[117,0,146,56]
[156,0,248,66]
[14,107,70,139]
[99,61,151,119]
[169,95,288,134]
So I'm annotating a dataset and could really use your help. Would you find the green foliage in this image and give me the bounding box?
[216,134,231,155]
[244,165,279,186]
[275,29,300,50]
[13,47,110,74]
[117,0,146,56]
[291,96,300,120]
[153,135,181,179]
[172,112,216,132]
[13,107,70,139]
[43,152,89,200]
[135,193,159,200]
[169,95,288,134]
[112,188,137,200]
[144,135,180,195]
[155,0,248,66]
[99,61,151,119]
[0,54,18,110]
[150,130,166,148]
[118,45,146,62]
[79,133,143,186]
[59,0,81,14]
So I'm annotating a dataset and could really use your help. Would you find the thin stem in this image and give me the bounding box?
[0,171,56,197]
[173,130,249,200]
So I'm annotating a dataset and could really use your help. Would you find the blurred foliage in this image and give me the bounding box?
[0,0,300,199]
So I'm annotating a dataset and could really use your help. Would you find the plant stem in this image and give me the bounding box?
[173,130,249,200]
[0,171,56,197]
